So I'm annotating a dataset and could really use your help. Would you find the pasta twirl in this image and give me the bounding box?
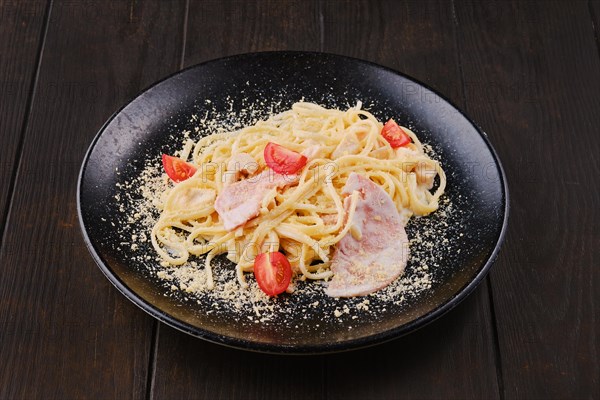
[151,102,446,290]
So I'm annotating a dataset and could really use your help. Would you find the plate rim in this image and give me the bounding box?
[77,50,510,354]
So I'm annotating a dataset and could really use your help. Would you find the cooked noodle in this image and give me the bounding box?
[151,102,446,289]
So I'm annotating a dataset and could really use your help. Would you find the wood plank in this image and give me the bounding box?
[151,1,500,400]
[182,0,322,67]
[154,324,328,400]
[0,1,186,398]
[454,1,600,398]
[0,0,48,239]
[325,294,497,399]
[320,0,463,97]
[322,1,500,398]
[150,2,327,400]
[591,1,600,53]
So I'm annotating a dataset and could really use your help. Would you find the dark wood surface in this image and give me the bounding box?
[0,1,597,399]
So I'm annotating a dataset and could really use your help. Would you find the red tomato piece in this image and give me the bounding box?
[254,252,292,296]
[162,154,197,183]
[381,119,411,148]
[264,142,308,175]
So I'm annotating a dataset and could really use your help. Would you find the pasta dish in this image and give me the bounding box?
[151,102,445,297]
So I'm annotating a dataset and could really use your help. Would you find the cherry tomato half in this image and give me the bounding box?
[381,119,411,148]
[254,252,292,296]
[264,142,307,175]
[162,154,197,183]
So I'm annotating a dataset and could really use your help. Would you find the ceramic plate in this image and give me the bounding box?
[78,52,508,354]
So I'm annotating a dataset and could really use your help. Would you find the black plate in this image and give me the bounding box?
[77,52,508,354]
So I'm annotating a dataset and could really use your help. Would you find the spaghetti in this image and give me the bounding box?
[150,102,446,291]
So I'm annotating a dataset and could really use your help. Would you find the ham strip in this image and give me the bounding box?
[215,170,299,231]
[326,173,409,297]
[223,152,259,186]
[168,188,216,211]
[301,144,327,160]
[332,131,360,159]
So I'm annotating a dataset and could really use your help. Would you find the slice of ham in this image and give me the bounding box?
[215,169,299,231]
[395,147,437,190]
[415,161,437,189]
[321,213,338,225]
[168,187,216,211]
[223,152,259,186]
[301,145,320,159]
[368,147,392,160]
[301,144,327,160]
[332,131,360,159]
[326,173,409,297]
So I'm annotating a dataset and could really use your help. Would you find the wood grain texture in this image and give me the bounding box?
[455,1,600,398]
[322,1,500,398]
[0,0,48,241]
[182,0,321,67]
[321,0,462,98]
[1,0,597,398]
[0,1,186,398]
[153,325,327,400]
[591,1,600,56]
[325,295,497,399]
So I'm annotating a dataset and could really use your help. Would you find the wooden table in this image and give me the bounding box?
[1,1,598,398]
